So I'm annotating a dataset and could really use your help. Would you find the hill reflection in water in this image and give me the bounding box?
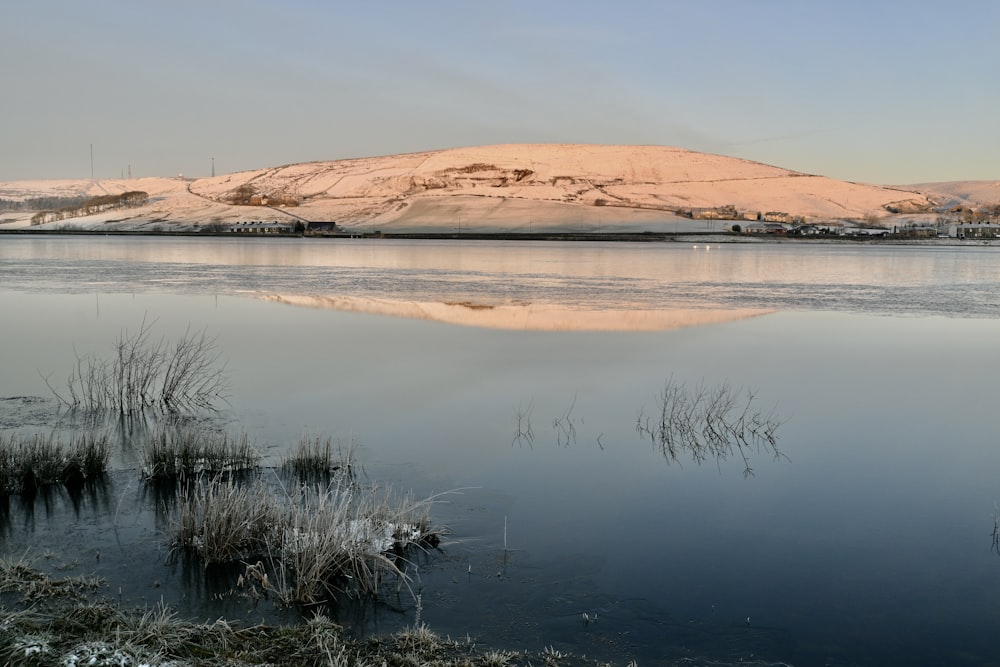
[260,294,772,331]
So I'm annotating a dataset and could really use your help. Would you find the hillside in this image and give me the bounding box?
[903,180,1000,210]
[2,144,987,232]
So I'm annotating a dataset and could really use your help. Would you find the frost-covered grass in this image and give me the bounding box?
[171,475,440,605]
[0,561,622,667]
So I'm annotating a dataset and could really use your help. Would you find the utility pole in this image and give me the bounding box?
[211,157,215,177]
[90,144,94,181]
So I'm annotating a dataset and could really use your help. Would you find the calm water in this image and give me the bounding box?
[2,236,1000,666]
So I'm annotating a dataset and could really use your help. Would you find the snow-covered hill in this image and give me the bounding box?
[2,144,988,232]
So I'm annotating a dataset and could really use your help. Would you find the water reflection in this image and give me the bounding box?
[4,477,112,534]
[6,240,1000,665]
[5,237,1000,319]
[65,474,111,517]
[261,294,772,331]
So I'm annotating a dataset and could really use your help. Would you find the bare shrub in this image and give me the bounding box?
[228,183,255,205]
[46,318,229,416]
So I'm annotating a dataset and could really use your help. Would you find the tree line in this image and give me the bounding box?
[0,196,91,211]
[30,191,149,225]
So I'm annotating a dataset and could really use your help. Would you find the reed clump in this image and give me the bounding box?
[636,376,788,477]
[275,482,437,604]
[172,479,282,565]
[282,434,355,484]
[137,425,259,483]
[170,476,440,606]
[0,431,110,500]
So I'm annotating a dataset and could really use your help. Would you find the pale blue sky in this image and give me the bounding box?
[1,1,997,183]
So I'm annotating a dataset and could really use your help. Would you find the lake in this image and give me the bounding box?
[2,235,1000,666]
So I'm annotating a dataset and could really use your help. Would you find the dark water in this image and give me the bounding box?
[3,236,1000,666]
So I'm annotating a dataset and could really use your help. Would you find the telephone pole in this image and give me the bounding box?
[90,144,94,181]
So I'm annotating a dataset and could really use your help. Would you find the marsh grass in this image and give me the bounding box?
[138,425,259,484]
[992,506,999,556]
[170,474,441,606]
[274,481,438,604]
[0,431,110,500]
[0,560,644,667]
[172,479,282,565]
[512,400,535,448]
[552,394,579,447]
[0,556,104,605]
[637,377,788,477]
[282,434,356,485]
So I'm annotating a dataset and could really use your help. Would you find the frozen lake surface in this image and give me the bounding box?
[2,236,1000,666]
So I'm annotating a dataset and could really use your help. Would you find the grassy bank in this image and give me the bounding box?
[0,559,614,667]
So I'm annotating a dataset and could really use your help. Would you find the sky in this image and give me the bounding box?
[1,0,997,184]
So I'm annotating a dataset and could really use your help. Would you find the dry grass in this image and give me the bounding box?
[137,425,259,483]
[169,474,441,606]
[0,431,110,499]
[172,479,282,565]
[0,559,636,667]
[0,555,105,605]
[282,434,356,484]
[274,481,437,604]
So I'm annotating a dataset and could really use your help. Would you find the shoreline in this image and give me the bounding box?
[0,227,992,246]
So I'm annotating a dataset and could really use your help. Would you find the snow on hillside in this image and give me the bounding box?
[2,144,980,232]
[904,180,1000,209]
